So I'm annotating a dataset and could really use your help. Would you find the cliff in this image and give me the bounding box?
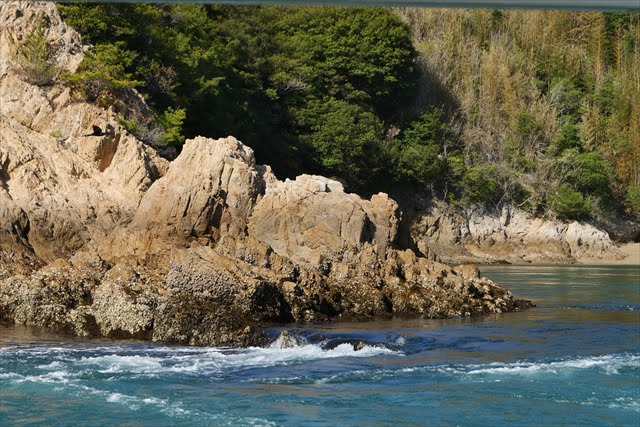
[0,1,531,346]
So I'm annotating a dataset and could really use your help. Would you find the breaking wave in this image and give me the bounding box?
[0,334,400,379]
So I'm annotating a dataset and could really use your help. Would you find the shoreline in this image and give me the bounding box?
[467,242,640,267]
[577,243,640,266]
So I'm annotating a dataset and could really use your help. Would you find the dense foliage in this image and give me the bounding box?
[399,8,640,219]
[57,4,640,221]
[58,4,418,189]
[63,42,141,102]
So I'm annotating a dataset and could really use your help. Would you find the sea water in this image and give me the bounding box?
[1,264,638,426]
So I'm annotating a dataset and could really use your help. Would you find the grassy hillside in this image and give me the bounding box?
[397,8,640,219]
[50,4,639,221]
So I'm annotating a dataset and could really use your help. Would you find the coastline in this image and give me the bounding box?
[577,242,640,266]
[1,1,637,347]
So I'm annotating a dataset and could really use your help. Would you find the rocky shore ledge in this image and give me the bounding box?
[0,1,534,346]
[400,200,639,265]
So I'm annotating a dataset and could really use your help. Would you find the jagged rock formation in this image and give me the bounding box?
[404,201,631,265]
[249,176,399,265]
[0,1,532,347]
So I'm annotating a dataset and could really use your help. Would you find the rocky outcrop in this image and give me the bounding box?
[132,136,270,241]
[0,0,83,77]
[1,134,532,346]
[0,1,532,347]
[407,202,629,264]
[0,1,168,264]
[249,175,398,265]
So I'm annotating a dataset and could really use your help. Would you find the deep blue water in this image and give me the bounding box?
[1,264,639,426]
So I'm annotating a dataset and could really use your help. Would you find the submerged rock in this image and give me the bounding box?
[321,338,370,352]
[0,1,533,347]
[270,330,306,349]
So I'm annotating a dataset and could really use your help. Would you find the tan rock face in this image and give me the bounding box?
[0,185,41,279]
[249,175,398,265]
[410,203,626,264]
[0,2,167,263]
[0,1,533,347]
[0,0,83,78]
[133,136,270,240]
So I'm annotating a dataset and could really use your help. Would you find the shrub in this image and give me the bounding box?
[117,116,144,137]
[564,151,614,199]
[394,110,447,187]
[625,185,640,219]
[17,18,60,85]
[551,184,591,221]
[512,111,542,136]
[295,98,385,191]
[117,115,166,147]
[159,107,186,146]
[458,164,503,205]
[63,42,140,102]
[550,123,582,155]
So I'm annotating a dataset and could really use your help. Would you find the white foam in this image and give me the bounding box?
[2,340,400,379]
[12,370,73,384]
[72,384,195,417]
[106,392,137,405]
[393,336,407,346]
[0,372,21,379]
[77,354,163,373]
[268,332,306,349]
[609,397,640,413]
[464,354,640,376]
[168,342,399,374]
[274,353,640,385]
[37,361,62,369]
[97,388,274,424]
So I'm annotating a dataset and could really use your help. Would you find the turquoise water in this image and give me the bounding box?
[1,264,639,426]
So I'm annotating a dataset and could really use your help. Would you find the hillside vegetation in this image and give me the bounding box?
[398,8,640,220]
[53,4,640,221]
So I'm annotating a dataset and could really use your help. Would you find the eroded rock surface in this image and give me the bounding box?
[249,175,398,264]
[0,1,532,347]
[407,202,628,264]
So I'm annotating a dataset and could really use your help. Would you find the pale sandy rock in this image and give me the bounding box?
[1,132,534,346]
[0,113,164,261]
[132,136,270,240]
[0,0,83,77]
[250,175,398,265]
[0,186,41,279]
[0,1,167,262]
[565,222,623,260]
[410,203,625,264]
[364,192,400,249]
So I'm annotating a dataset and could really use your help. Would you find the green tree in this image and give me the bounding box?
[295,98,385,190]
[58,4,418,188]
[159,107,186,146]
[550,122,582,155]
[63,42,140,101]
[274,7,418,119]
[394,110,447,187]
[625,185,640,219]
[17,18,60,86]
[458,164,504,205]
[564,151,614,199]
[551,184,592,221]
